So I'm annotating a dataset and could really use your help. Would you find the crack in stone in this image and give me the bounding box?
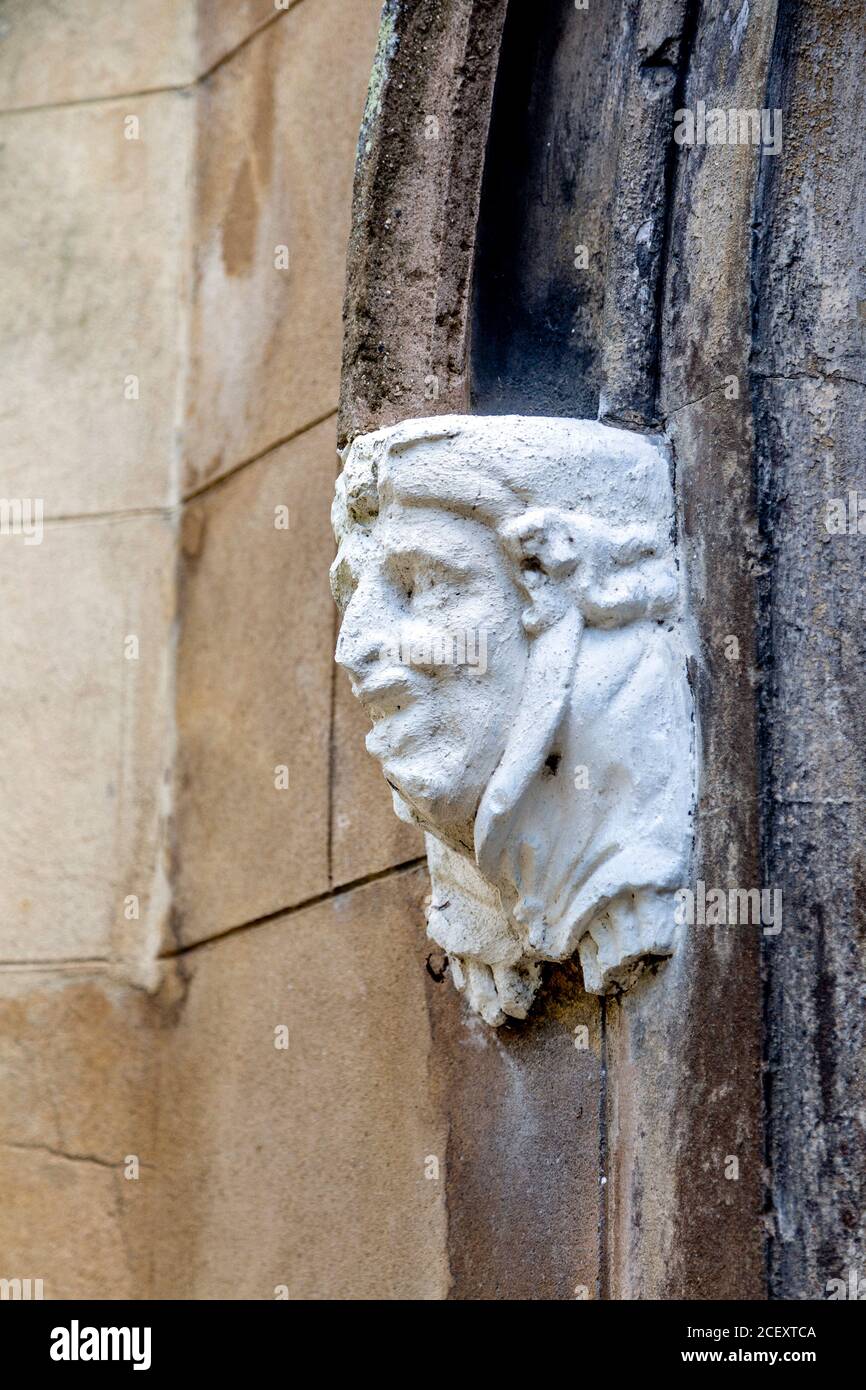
[161,855,429,958]
[2,1141,155,1172]
[0,0,305,119]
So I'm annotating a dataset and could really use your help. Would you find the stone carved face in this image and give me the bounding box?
[331,416,695,1025]
[333,501,529,853]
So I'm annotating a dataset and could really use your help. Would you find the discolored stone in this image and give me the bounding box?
[0,515,176,969]
[0,968,160,1298]
[0,92,194,518]
[183,0,383,494]
[172,419,337,948]
[152,866,448,1299]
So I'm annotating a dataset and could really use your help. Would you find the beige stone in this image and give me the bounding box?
[0,1,283,111]
[196,1,290,77]
[182,0,383,494]
[172,419,336,948]
[0,2,196,109]
[0,1145,140,1299]
[0,968,159,1298]
[0,92,193,518]
[331,671,425,887]
[153,866,448,1299]
[0,968,157,1164]
[0,0,454,1307]
[0,514,176,967]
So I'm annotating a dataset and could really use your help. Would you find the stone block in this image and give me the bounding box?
[153,865,448,1299]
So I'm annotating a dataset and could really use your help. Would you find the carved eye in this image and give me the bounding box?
[387,554,417,603]
[390,551,468,602]
[412,564,453,598]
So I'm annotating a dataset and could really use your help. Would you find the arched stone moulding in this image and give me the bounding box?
[332,413,696,1024]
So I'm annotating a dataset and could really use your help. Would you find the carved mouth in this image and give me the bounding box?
[353,669,419,719]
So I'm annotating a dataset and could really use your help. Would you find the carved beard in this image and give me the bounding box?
[420,609,694,1025]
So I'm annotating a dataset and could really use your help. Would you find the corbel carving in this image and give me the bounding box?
[331,415,695,1024]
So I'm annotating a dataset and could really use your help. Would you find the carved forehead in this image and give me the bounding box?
[332,415,673,541]
[335,502,500,582]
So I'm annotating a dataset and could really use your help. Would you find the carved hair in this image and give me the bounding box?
[332,415,679,630]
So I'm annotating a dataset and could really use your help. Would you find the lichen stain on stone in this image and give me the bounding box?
[221,158,259,278]
[359,0,400,159]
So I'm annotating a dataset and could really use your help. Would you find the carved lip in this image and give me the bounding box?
[352,669,419,716]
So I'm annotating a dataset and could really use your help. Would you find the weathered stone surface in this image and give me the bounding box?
[7,0,861,1310]
[600,0,779,1299]
[0,968,157,1167]
[153,866,448,1299]
[473,0,632,420]
[0,1,195,108]
[0,0,285,110]
[0,0,449,1309]
[172,420,337,949]
[183,0,383,494]
[752,0,866,1296]
[338,0,509,448]
[0,968,158,1298]
[597,0,693,427]
[427,959,602,1300]
[331,672,424,887]
[756,379,866,1298]
[196,1,291,77]
[0,93,193,517]
[608,388,766,1298]
[0,515,176,969]
[337,0,604,1299]
[0,1146,136,1299]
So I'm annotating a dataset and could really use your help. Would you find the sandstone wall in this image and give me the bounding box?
[0,0,446,1300]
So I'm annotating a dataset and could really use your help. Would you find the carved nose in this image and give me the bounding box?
[335,597,387,681]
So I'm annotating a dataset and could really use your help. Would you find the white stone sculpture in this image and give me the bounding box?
[331,415,695,1025]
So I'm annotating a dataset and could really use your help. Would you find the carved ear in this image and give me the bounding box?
[502,508,678,632]
[500,508,581,635]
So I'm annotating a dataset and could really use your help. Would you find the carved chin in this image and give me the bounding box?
[366,727,479,846]
[365,711,426,772]
[375,755,455,826]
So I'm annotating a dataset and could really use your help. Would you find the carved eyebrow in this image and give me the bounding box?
[383,541,474,576]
